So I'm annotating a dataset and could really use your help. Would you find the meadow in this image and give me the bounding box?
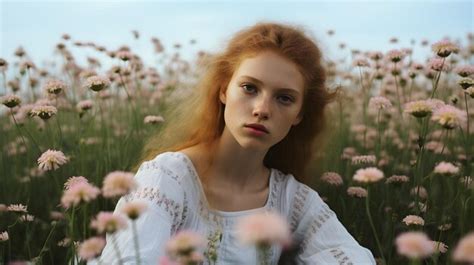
[0,30,473,265]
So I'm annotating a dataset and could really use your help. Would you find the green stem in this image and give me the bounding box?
[430,58,445,99]
[365,187,386,264]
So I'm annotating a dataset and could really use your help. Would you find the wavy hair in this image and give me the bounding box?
[135,22,336,184]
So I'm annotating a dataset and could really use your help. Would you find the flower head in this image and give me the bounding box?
[347,187,367,198]
[320,172,343,186]
[353,167,384,183]
[386,175,409,184]
[64,176,89,190]
[90,212,127,234]
[402,215,425,226]
[431,241,448,254]
[431,40,459,57]
[0,231,9,242]
[61,181,101,208]
[466,87,474,98]
[102,171,136,198]
[353,57,370,67]
[235,211,292,247]
[454,65,474,77]
[452,232,474,262]
[144,115,165,124]
[30,105,57,120]
[7,204,27,213]
[44,79,66,95]
[386,49,405,63]
[369,96,392,110]
[395,231,434,259]
[433,161,459,176]
[76,100,93,112]
[458,77,474,90]
[121,201,148,220]
[37,149,68,171]
[428,58,450,72]
[165,230,206,261]
[351,155,376,165]
[84,76,110,92]
[78,237,106,261]
[1,94,21,108]
[404,100,438,118]
[431,105,466,129]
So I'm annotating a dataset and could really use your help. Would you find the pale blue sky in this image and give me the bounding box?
[0,0,473,71]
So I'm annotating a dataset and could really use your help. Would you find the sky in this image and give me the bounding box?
[0,0,473,73]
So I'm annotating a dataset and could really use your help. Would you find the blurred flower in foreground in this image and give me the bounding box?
[37,149,68,171]
[102,171,137,198]
[164,230,206,265]
[90,212,127,234]
[369,96,392,110]
[78,237,106,261]
[235,211,291,248]
[431,241,448,254]
[452,232,474,262]
[61,180,100,208]
[395,231,434,260]
[121,201,148,220]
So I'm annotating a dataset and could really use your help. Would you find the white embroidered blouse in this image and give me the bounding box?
[92,152,376,265]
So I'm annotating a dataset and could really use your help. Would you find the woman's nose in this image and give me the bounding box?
[252,97,271,120]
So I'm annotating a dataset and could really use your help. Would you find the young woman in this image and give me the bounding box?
[96,22,376,264]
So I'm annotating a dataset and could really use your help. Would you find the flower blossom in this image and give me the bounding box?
[431,40,459,57]
[30,105,57,120]
[431,105,466,129]
[386,49,405,63]
[320,172,343,186]
[433,161,459,175]
[351,155,376,165]
[61,181,101,208]
[385,175,409,184]
[1,94,21,108]
[0,231,9,241]
[84,76,110,92]
[90,212,128,234]
[453,65,474,77]
[347,187,367,198]
[452,232,474,262]
[78,237,106,261]
[121,201,148,220]
[144,115,165,124]
[353,167,384,183]
[235,211,292,247]
[37,149,68,171]
[44,79,66,95]
[458,77,474,90]
[402,215,425,226]
[395,231,434,259]
[165,230,206,264]
[428,57,450,72]
[102,171,136,198]
[369,96,392,110]
[7,204,27,213]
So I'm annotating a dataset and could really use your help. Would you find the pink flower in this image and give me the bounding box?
[64,176,89,190]
[44,79,66,95]
[144,115,165,124]
[320,172,343,186]
[427,57,450,72]
[352,57,370,67]
[453,65,474,77]
[121,201,148,220]
[410,186,428,200]
[452,232,474,262]
[431,39,459,57]
[386,49,405,63]
[404,100,435,118]
[76,100,93,112]
[78,237,106,261]
[395,231,434,259]
[458,77,474,90]
[351,155,376,165]
[0,231,9,241]
[7,204,27,213]
[84,76,110,92]
[402,215,425,226]
[385,175,409,184]
[102,171,137,198]
[1,94,21,108]
[369,96,392,110]
[431,241,448,254]
[347,187,367,198]
[431,105,466,129]
[90,211,127,234]
[61,181,100,208]
[235,211,291,247]
[37,149,68,171]
[165,230,205,260]
[30,105,57,120]
[353,167,384,183]
[433,161,460,175]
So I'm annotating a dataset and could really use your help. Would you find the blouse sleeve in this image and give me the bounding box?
[90,157,187,265]
[292,186,375,265]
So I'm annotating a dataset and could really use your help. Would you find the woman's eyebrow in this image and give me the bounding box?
[238,75,301,95]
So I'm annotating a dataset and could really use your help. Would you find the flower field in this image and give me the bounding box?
[0,30,473,264]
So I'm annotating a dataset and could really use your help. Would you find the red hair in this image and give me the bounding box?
[136,22,336,184]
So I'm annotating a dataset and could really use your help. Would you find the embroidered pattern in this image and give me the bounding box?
[329,248,354,265]
[289,183,310,232]
[298,202,336,254]
[139,160,182,184]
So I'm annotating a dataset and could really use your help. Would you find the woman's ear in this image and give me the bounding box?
[219,89,227,104]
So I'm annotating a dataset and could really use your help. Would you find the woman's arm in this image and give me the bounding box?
[293,187,375,265]
[89,157,187,265]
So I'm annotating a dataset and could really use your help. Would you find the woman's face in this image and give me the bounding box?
[220,50,305,151]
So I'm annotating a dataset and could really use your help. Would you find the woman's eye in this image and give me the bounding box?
[242,84,256,93]
[278,95,294,104]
